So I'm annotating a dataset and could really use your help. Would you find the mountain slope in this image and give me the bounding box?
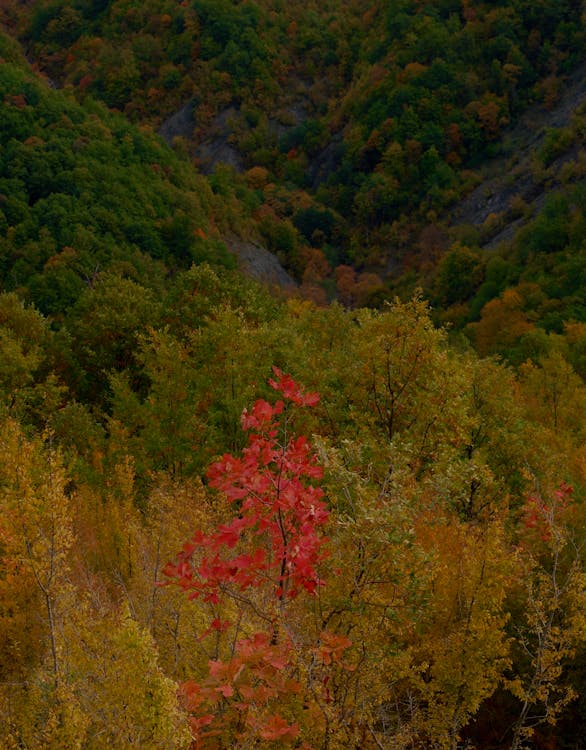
[1,1,585,350]
[0,29,240,316]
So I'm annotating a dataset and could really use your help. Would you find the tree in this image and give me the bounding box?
[468,288,535,358]
[0,417,190,748]
[164,368,347,748]
[520,352,586,438]
[434,243,484,307]
[508,483,586,749]
[67,273,161,401]
[0,293,65,425]
[409,513,513,749]
[0,417,85,748]
[62,602,191,750]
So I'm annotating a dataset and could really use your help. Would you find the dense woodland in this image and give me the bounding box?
[1,1,586,748]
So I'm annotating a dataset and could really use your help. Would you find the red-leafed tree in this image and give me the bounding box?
[164,368,346,748]
[509,482,586,750]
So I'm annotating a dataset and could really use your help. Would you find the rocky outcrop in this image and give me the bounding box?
[158,100,195,144]
[447,60,586,248]
[224,235,297,290]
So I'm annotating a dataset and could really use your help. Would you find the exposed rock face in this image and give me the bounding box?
[194,106,245,174]
[158,102,244,172]
[159,101,244,174]
[447,60,586,248]
[224,235,297,290]
[158,104,296,291]
[158,100,195,144]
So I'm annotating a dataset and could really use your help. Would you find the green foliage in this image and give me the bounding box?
[435,244,485,307]
[0,293,65,424]
[293,206,336,247]
[0,41,237,316]
[6,0,585,298]
[65,273,162,401]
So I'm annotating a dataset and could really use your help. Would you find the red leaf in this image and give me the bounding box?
[258,714,299,741]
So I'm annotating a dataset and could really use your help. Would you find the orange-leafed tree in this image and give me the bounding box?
[508,483,586,749]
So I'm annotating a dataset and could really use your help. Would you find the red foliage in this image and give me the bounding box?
[78,74,93,91]
[164,368,327,604]
[521,483,574,544]
[163,370,343,748]
[179,631,301,747]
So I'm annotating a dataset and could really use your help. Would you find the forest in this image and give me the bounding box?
[0,1,586,747]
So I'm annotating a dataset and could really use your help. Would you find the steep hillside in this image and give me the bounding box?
[425,63,586,360]
[4,1,584,298]
[1,2,585,346]
[447,58,586,244]
[0,29,242,318]
[2,14,586,750]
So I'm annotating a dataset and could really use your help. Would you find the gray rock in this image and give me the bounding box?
[224,235,297,290]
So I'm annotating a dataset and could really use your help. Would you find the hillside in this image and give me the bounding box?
[430,57,586,356]
[447,58,586,241]
[3,0,585,325]
[1,6,586,749]
[0,31,243,316]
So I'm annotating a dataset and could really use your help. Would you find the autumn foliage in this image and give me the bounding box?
[164,368,326,603]
[1,266,586,748]
[1,5,586,745]
[164,369,344,747]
